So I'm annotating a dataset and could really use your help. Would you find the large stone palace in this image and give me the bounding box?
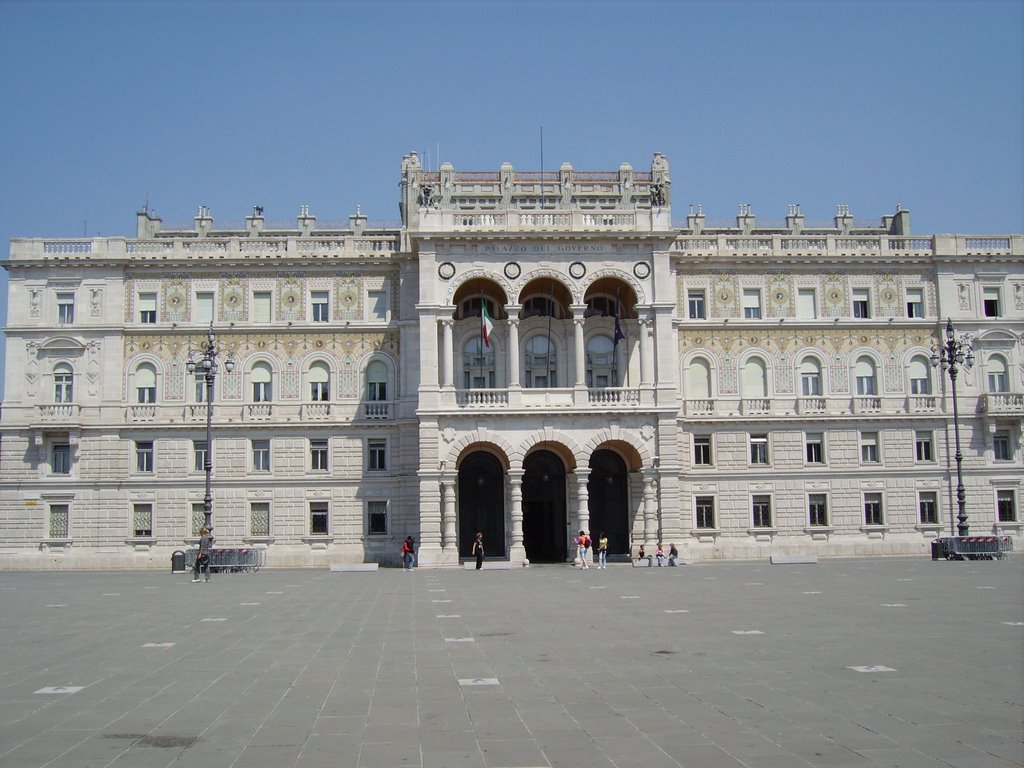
[1,153,1021,569]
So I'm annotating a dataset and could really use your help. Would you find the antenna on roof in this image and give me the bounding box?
[540,126,545,209]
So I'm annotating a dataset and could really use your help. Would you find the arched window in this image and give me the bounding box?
[584,295,619,318]
[800,357,822,396]
[309,362,331,401]
[686,357,712,399]
[522,296,557,319]
[460,296,497,321]
[54,364,73,403]
[987,355,1009,393]
[742,357,768,398]
[524,335,556,388]
[252,362,273,402]
[367,360,388,400]
[908,356,932,395]
[586,335,616,388]
[463,337,495,389]
[135,363,157,404]
[855,356,877,396]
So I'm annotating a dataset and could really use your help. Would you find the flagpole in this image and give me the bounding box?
[479,291,485,388]
[546,282,554,387]
[613,288,620,387]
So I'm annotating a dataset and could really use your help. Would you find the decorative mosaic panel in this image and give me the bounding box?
[340,353,358,397]
[281,357,300,399]
[163,276,189,323]
[277,275,304,322]
[1014,282,1024,311]
[165,358,184,401]
[774,350,793,393]
[220,275,247,322]
[831,351,848,392]
[874,274,901,318]
[719,351,737,394]
[766,273,793,319]
[222,369,242,399]
[884,350,901,393]
[710,273,739,319]
[822,274,847,318]
[336,277,361,320]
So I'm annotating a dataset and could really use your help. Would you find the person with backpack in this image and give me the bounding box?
[401,536,416,570]
[576,530,591,569]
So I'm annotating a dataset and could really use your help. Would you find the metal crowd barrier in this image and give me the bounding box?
[183,547,265,573]
[932,536,1013,561]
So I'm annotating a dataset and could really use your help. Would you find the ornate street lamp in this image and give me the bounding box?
[931,319,975,537]
[186,327,235,532]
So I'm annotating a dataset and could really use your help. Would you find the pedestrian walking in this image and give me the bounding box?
[472,531,485,570]
[576,530,591,569]
[597,532,608,569]
[192,526,213,582]
[402,536,416,570]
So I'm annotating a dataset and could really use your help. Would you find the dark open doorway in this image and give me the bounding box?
[588,449,630,556]
[458,452,506,559]
[522,449,567,562]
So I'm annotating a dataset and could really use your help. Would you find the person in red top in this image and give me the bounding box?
[401,536,415,570]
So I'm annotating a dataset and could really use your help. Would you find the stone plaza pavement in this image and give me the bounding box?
[0,556,1021,768]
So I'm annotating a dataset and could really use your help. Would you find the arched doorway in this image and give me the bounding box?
[522,450,567,562]
[588,449,630,556]
[458,452,506,559]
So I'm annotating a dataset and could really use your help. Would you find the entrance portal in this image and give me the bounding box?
[458,452,506,559]
[588,449,630,556]
[522,450,567,562]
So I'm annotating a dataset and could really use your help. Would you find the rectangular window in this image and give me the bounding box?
[910,373,931,395]
[982,286,1001,318]
[993,431,1012,461]
[194,373,207,403]
[693,435,712,466]
[367,439,387,471]
[864,493,883,525]
[135,441,154,473]
[695,496,716,529]
[139,292,157,324]
[57,292,75,325]
[808,493,828,526]
[915,431,934,462]
[860,431,879,463]
[311,291,330,322]
[852,288,871,318]
[132,503,153,537]
[253,291,272,323]
[250,502,270,537]
[311,439,329,471]
[368,290,388,322]
[805,432,824,464]
[797,288,817,319]
[310,502,329,535]
[191,503,206,536]
[918,491,938,524]
[742,289,762,319]
[195,292,214,324]
[997,490,1017,522]
[368,500,388,535]
[52,443,71,475]
[252,439,271,472]
[801,369,821,396]
[749,434,768,465]
[752,495,772,528]
[687,289,706,320]
[905,287,924,318]
[49,503,69,538]
[193,440,207,473]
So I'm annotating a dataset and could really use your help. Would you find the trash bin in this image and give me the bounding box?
[171,550,186,573]
[930,539,942,560]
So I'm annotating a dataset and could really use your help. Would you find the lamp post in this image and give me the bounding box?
[186,327,235,532]
[931,319,974,537]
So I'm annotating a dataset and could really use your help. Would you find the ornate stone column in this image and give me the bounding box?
[575,468,592,535]
[639,313,654,387]
[642,470,658,547]
[571,305,587,387]
[507,308,521,388]
[440,475,457,550]
[440,319,454,389]
[508,468,526,564]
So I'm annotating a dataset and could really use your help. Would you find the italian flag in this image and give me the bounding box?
[480,302,494,348]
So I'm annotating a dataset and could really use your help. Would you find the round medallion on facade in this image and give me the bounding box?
[633,261,651,279]
[568,261,587,280]
[438,261,456,280]
[503,261,521,280]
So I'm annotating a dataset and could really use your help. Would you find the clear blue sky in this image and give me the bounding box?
[1,0,1022,397]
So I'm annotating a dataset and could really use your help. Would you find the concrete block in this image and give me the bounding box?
[329,563,379,572]
[770,554,818,564]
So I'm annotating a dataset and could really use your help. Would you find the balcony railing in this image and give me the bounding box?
[796,397,827,415]
[979,392,1024,414]
[741,398,772,414]
[127,405,157,422]
[362,402,392,420]
[906,395,938,413]
[247,404,274,420]
[456,389,510,408]
[302,403,333,420]
[38,404,79,421]
[586,387,641,406]
[852,397,882,414]
[685,398,716,416]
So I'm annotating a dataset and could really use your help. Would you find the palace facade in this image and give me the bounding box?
[1,153,1022,569]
